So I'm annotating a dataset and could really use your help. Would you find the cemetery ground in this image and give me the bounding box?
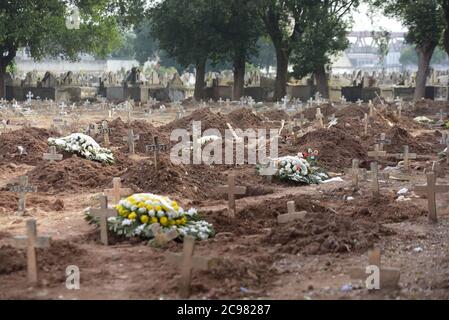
[1,99,449,300]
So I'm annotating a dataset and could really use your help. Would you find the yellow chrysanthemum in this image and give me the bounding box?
[146,204,154,211]
[155,205,162,212]
[160,216,168,226]
[128,213,137,220]
[150,217,158,224]
[140,215,149,224]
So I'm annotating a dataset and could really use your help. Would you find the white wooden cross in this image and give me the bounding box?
[277,201,307,224]
[218,97,224,108]
[415,172,449,223]
[363,113,369,135]
[348,247,400,289]
[12,219,51,284]
[217,173,247,217]
[356,99,363,107]
[104,177,133,204]
[26,91,34,105]
[149,223,178,247]
[348,159,366,188]
[99,120,112,147]
[9,175,37,215]
[340,95,347,105]
[368,144,387,161]
[122,129,139,154]
[394,145,417,171]
[281,96,289,109]
[43,146,63,162]
[146,136,167,170]
[316,108,324,128]
[89,195,117,245]
[166,235,216,298]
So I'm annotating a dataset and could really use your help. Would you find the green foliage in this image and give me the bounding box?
[250,37,277,73]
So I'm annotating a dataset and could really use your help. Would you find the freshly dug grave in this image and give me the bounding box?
[162,108,229,134]
[0,191,64,212]
[298,103,337,121]
[410,100,449,117]
[384,126,441,155]
[227,108,265,129]
[281,127,367,172]
[0,127,58,165]
[27,157,125,193]
[262,109,290,121]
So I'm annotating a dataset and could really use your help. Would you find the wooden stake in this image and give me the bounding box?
[89,195,117,245]
[415,172,449,223]
[104,177,133,204]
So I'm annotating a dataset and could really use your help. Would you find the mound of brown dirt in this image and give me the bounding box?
[298,103,337,121]
[0,246,25,275]
[163,108,229,134]
[262,109,290,121]
[226,108,265,129]
[385,126,439,154]
[0,127,58,165]
[281,127,367,171]
[265,212,393,255]
[27,157,124,193]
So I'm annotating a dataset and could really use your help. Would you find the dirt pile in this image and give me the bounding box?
[162,108,229,134]
[227,108,265,129]
[262,109,290,121]
[298,103,337,121]
[0,127,58,165]
[27,157,124,193]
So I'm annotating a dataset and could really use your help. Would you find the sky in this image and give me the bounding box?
[351,3,406,32]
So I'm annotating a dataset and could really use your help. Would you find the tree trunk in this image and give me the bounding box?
[0,62,6,99]
[274,47,289,101]
[233,54,245,100]
[314,64,329,99]
[194,59,206,101]
[414,43,436,100]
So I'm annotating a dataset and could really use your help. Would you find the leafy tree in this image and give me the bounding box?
[372,29,391,70]
[250,37,277,75]
[208,0,262,99]
[150,0,221,100]
[133,19,159,64]
[0,0,142,98]
[290,0,356,98]
[373,0,445,99]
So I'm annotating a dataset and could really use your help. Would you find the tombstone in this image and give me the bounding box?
[104,177,133,205]
[12,220,51,284]
[145,136,167,170]
[43,146,63,162]
[348,247,400,289]
[9,175,37,215]
[165,236,216,298]
[89,195,117,245]
[40,71,57,88]
[415,172,449,223]
[149,223,178,247]
[277,201,307,224]
[216,174,247,217]
[62,71,74,86]
[122,129,139,155]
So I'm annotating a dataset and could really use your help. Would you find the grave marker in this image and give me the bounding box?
[348,247,400,289]
[104,177,133,204]
[377,133,391,151]
[12,219,51,284]
[89,195,117,245]
[146,136,167,170]
[367,144,387,161]
[369,162,380,196]
[217,174,247,217]
[415,172,449,223]
[43,146,63,162]
[9,175,37,215]
[99,121,112,147]
[166,236,215,298]
[394,145,417,171]
[149,223,178,247]
[348,159,366,188]
[363,113,369,135]
[316,108,324,128]
[277,201,307,224]
[122,129,139,155]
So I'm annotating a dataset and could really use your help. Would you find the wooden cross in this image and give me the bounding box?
[348,247,400,289]
[9,175,37,215]
[356,99,363,107]
[397,102,402,119]
[166,236,215,298]
[415,172,449,223]
[277,201,307,224]
[369,162,380,196]
[43,146,63,162]
[146,136,167,170]
[363,113,369,135]
[122,129,139,155]
[377,133,391,151]
[440,132,448,145]
[217,174,247,217]
[12,219,51,284]
[368,101,374,117]
[367,144,387,161]
[394,145,417,171]
[104,177,133,204]
[89,195,117,245]
[149,223,178,247]
[348,159,366,188]
[316,108,324,128]
[99,121,112,147]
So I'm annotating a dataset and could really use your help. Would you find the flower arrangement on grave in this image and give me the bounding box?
[48,133,114,164]
[87,193,214,241]
[257,153,329,184]
[301,147,319,166]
